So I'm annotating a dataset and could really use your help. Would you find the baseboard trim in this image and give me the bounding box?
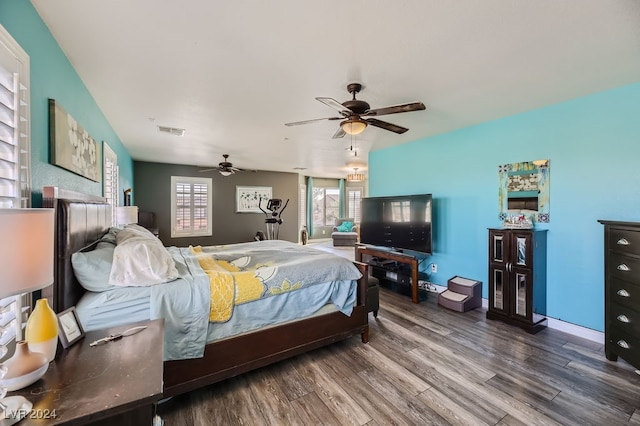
[479,298,604,344]
[545,317,604,344]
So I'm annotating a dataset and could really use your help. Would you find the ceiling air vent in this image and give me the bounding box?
[157,125,185,136]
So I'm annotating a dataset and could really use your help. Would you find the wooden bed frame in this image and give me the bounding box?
[42,186,369,398]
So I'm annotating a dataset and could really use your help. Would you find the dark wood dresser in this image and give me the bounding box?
[599,220,640,370]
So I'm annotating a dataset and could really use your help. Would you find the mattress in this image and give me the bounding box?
[76,286,151,331]
[76,281,350,343]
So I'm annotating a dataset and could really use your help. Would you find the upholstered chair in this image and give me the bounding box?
[331,218,358,247]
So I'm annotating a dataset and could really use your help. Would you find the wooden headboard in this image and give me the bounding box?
[42,186,112,313]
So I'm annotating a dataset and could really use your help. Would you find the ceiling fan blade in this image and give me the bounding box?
[285,116,342,126]
[332,126,346,139]
[199,168,217,173]
[365,118,409,134]
[316,97,352,115]
[364,102,426,117]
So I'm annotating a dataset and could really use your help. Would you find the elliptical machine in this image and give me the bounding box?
[257,197,289,240]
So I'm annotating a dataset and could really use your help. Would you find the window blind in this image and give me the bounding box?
[171,176,212,238]
[299,184,306,229]
[0,25,30,208]
[103,143,118,226]
[0,294,28,362]
[348,187,363,223]
[0,25,32,360]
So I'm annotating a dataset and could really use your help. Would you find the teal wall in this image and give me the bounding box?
[370,82,640,331]
[0,1,133,205]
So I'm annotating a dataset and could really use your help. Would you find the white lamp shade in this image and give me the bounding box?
[0,209,55,298]
[116,206,139,225]
[341,119,367,135]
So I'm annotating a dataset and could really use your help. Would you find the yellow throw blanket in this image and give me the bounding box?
[190,241,361,322]
[191,246,269,322]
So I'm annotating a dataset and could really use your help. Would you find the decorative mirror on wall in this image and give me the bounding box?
[498,159,550,223]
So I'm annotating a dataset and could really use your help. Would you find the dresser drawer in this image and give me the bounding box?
[610,301,640,336]
[609,228,640,256]
[608,328,640,367]
[609,277,640,307]
[609,252,640,283]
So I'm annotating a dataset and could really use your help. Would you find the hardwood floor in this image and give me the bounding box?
[157,288,640,425]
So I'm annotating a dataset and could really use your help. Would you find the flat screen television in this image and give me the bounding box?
[359,194,433,255]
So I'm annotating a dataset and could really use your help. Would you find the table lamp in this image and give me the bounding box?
[0,208,55,425]
[116,205,138,226]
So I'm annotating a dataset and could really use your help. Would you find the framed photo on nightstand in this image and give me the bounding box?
[57,306,85,348]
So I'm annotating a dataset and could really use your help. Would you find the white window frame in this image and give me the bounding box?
[312,186,340,227]
[171,176,212,238]
[0,24,30,208]
[103,143,118,226]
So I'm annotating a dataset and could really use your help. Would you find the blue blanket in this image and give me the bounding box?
[149,246,210,361]
[150,241,362,360]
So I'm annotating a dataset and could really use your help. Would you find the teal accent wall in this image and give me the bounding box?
[370,82,640,331]
[0,1,133,205]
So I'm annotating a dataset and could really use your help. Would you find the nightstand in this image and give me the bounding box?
[9,319,164,425]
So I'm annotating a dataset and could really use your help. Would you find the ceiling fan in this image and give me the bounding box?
[200,154,248,176]
[285,83,426,139]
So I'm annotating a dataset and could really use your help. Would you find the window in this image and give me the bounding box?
[299,183,306,230]
[312,187,339,226]
[103,143,118,226]
[0,24,30,208]
[347,187,363,224]
[0,25,31,359]
[171,176,212,238]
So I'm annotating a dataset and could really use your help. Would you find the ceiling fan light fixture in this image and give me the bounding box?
[219,170,233,177]
[341,118,367,135]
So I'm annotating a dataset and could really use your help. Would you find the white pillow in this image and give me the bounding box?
[109,227,179,286]
[120,223,157,241]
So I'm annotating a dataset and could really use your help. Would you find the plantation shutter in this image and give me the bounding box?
[171,176,212,238]
[348,188,362,224]
[0,26,30,208]
[103,143,118,225]
[0,25,31,360]
[299,183,306,229]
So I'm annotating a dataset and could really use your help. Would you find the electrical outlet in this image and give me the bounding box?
[431,264,437,273]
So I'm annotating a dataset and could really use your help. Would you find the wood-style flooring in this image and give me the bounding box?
[157,288,640,425]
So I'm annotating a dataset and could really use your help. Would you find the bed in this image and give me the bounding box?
[41,186,369,398]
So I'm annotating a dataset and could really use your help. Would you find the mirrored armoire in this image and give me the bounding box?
[487,228,548,333]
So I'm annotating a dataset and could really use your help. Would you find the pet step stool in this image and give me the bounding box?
[438,276,482,312]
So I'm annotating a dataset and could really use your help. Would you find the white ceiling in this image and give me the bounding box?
[31,0,640,178]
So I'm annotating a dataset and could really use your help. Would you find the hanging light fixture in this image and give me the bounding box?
[340,117,367,135]
[347,167,366,182]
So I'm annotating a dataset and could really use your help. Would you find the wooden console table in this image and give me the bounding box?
[355,244,421,303]
[10,319,164,425]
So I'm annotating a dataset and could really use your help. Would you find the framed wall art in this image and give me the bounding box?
[49,99,101,182]
[236,186,272,213]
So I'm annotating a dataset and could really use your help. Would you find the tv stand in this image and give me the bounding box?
[355,244,421,303]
